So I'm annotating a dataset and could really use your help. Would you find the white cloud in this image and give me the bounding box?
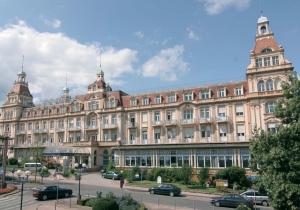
[186,27,199,40]
[141,45,189,81]
[0,21,138,102]
[41,17,62,29]
[199,0,251,15]
[134,31,144,39]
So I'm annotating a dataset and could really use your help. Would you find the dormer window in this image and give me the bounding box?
[200,89,210,99]
[263,57,271,67]
[106,98,116,108]
[142,97,149,106]
[167,93,176,103]
[218,88,226,98]
[130,97,137,107]
[261,48,272,54]
[184,92,193,102]
[234,87,243,96]
[155,96,162,104]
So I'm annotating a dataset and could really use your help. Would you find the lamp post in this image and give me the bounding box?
[16,170,31,210]
[74,163,81,204]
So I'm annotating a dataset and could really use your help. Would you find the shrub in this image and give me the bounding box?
[178,165,192,184]
[215,167,250,188]
[86,198,100,207]
[198,168,209,186]
[92,198,119,210]
[8,157,18,165]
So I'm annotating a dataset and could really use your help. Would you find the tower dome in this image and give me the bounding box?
[257,16,268,24]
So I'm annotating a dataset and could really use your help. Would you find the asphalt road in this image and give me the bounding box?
[0,180,273,210]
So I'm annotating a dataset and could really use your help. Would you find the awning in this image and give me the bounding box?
[42,145,90,156]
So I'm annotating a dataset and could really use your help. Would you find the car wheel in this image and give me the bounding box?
[150,190,154,195]
[262,200,268,206]
[65,192,69,198]
[42,194,48,201]
[215,201,220,207]
[170,192,174,197]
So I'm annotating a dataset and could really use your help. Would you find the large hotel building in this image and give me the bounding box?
[0,16,294,171]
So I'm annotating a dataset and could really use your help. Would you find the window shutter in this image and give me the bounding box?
[237,124,245,133]
[236,105,244,113]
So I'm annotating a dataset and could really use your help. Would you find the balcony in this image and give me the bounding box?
[183,137,194,143]
[199,117,213,124]
[99,141,120,147]
[180,119,196,125]
[85,125,98,130]
[101,123,118,129]
[63,141,98,147]
[55,127,65,132]
[154,139,161,144]
[16,130,26,135]
[33,128,48,133]
[216,116,229,123]
[67,126,81,131]
[165,120,177,126]
[127,122,138,129]
[152,120,164,127]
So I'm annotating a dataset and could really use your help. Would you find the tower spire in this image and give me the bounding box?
[21,55,24,73]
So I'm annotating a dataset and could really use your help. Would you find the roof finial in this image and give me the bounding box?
[21,55,24,73]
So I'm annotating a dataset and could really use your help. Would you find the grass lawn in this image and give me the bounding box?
[127,180,241,195]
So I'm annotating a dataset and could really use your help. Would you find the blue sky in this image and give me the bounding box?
[0,0,299,103]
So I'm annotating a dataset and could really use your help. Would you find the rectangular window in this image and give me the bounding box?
[237,124,245,140]
[183,110,193,120]
[167,128,176,140]
[267,123,277,134]
[168,93,176,103]
[235,105,244,116]
[226,156,233,167]
[111,114,117,124]
[241,155,250,168]
[154,128,161,143]
[219,125,227,140]
[142,112,148,123]
[266,102,276,113]
[197,156,204,167]
[205,156,211,168]
[142,129,148,143]
[255,58,263,68]
[159,156,165,167]
[200,107,210,119]
[218,105,226,117]
[219,156,225,168]
[184,92,193,101]
[153,111,160,122]
[263,57,271,67]
[201,125,211,138]
[272,56,279,65]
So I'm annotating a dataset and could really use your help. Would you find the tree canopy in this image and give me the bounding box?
[250,74,300,210]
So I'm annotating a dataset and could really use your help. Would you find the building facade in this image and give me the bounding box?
[0,16,294,170]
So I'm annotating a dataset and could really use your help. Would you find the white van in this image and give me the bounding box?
[24,163,43,171]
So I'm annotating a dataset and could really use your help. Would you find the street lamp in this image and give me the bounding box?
[74,163,82,204]
[16,170,31,210]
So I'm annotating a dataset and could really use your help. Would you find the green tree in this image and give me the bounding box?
[250,74,300,210]
[198,168,209,186]
[215,166,250,188]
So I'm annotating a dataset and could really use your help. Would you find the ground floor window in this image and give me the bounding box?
[197,155,233,168]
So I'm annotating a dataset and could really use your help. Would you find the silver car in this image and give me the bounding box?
[241,190,269,206]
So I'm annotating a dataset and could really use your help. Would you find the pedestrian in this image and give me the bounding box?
[120,175,124,189]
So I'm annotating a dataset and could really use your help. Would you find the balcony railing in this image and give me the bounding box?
[165,120,177,126]
[33,128,48,133]
[216,116,229,122]
[16,130,26,135]
[127,122,138,128]
[63,141,98,147]
[180,119,196,125]
[152,120,164,126]
[199,117,213,124]
[68,126,81,131]
[85,125,98,130]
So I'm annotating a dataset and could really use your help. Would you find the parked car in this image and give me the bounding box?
[241,189,269,206]
[32,185,72,201]
[148,184,181,197]
[102,171,121,180]
[24,162,43,171]
[211,194,254,209]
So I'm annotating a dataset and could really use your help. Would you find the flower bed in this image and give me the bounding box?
[0,185,17,195]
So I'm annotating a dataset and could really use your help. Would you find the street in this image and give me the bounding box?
[0,173,274,210]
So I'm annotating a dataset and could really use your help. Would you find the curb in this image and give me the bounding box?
[0,189,20,197]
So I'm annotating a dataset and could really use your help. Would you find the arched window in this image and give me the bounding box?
[274,79,282,90]
[266,79,274,91]
[260,26,266,34]
[94,150,97,166]
[257,80,265,92]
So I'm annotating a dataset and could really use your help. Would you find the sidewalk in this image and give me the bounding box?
[24,198,92,210]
